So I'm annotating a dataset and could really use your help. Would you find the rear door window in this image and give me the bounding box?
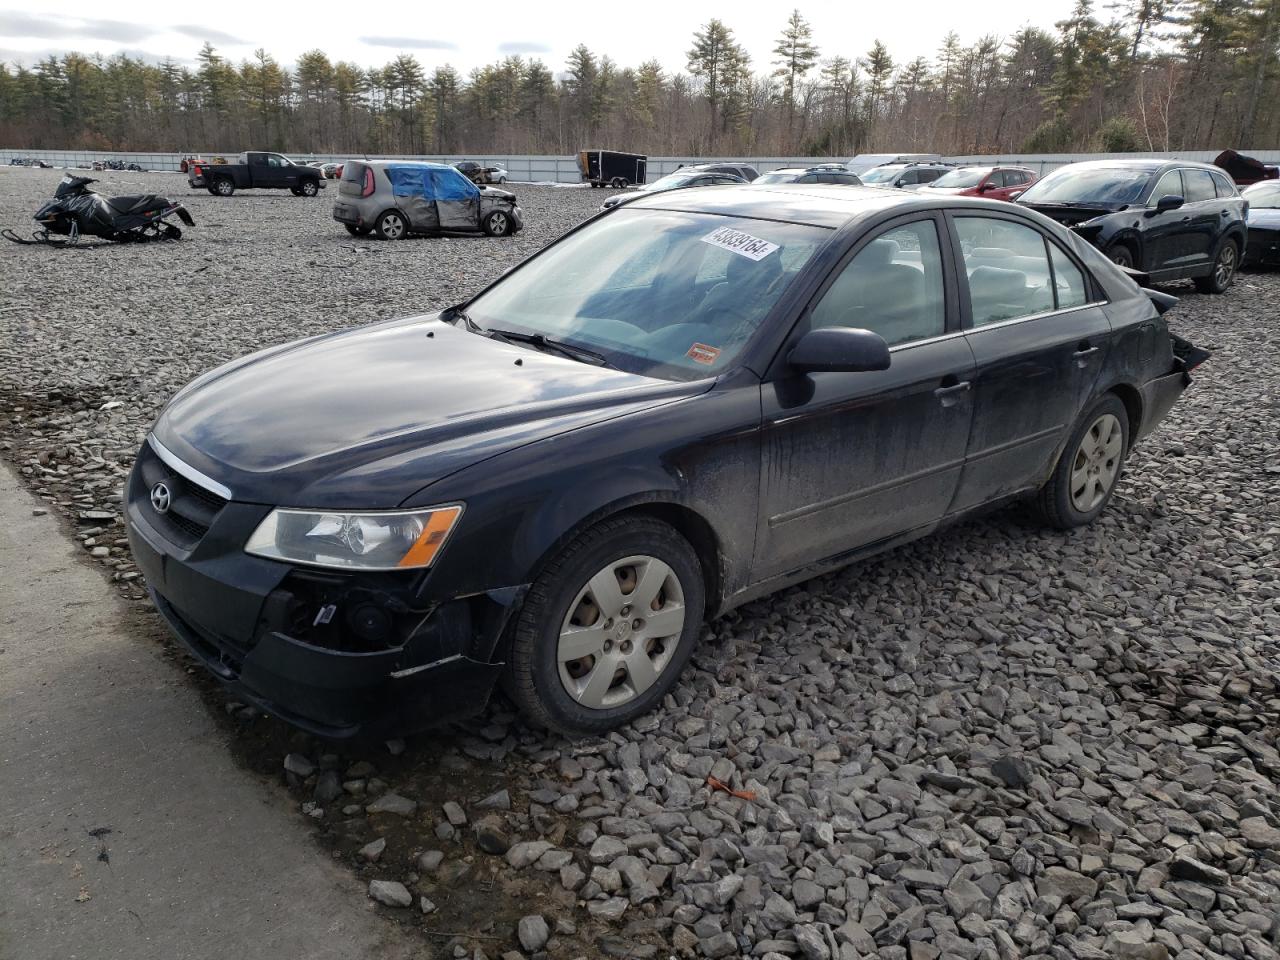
[1182,169,1217,203]
[955,217,1056,325]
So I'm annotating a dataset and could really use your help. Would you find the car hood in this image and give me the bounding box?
[479,186,516,202]
[1247,207,1280,228]
[919,186,973,195]
[1018,201,1121,226]
[153,317,706,508]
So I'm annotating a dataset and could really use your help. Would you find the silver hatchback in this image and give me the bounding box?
[333,160,523,239]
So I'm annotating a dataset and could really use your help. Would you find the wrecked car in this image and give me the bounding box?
[1242,180,1280,267]
[1213,149,1279,186]
[126,184,1205,738]
[333,160,522,239]
[1017,159,1247,293]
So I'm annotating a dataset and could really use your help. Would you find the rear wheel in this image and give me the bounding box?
[1032,394,1129,529]
[374,210,407,241]
[212,177,234,197]
[482,210,512,237]
[505,516,704,736]
[299,179,319,197]
[1194,239,1238,294]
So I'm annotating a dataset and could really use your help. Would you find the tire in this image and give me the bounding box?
[482,209,512,237]
[212,177,234,197]
[343,223,369,237]
[1194,238,1238,294]
[497,176,507,184]
[374,210,407,241]
[1032,394,1130,529]
[1107,243,1134,269]
[505,516,705,737]
[299,179,319,197]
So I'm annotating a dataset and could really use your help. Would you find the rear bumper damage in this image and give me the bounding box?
[1137,333,1211,441]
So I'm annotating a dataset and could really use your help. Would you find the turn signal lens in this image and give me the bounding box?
[245,504,463,571]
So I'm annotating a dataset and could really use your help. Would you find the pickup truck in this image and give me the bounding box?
[188,152,326,197]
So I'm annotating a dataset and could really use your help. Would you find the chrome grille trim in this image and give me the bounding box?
[148,434,233,500]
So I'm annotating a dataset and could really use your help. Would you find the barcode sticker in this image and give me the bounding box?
[701,226,779,261]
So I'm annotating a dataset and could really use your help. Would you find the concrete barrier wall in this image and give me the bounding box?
[4,147,1280,182]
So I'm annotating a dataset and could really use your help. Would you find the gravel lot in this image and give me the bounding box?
[2,166,1279,960]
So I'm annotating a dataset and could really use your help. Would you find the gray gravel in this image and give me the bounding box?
[2,166,1279,960]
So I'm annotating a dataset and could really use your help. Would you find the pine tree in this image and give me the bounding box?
[772,9,819,125]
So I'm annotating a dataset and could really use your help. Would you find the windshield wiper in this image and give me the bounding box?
[485,328,614,368]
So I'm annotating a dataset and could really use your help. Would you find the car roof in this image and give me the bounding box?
[1056,158,1223,174]
[622,183,1030,229]
[364,160,458,171]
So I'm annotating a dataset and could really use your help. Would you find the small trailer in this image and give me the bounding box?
[578,150,648,188]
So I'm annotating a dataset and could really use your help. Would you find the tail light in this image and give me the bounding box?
[362,167,375,198]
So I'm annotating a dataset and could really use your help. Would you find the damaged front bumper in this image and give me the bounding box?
[125,452,525,739]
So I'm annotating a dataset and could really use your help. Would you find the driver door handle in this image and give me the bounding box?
[934,380,971,407]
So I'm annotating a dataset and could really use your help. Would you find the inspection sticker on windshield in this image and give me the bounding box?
[687,343,721,365]
[701,226,779,261]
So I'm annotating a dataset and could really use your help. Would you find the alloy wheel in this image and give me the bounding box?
[488,212,509,235]
[557,555,685,710]
[380,213,405,240]
[1215,244,1237,288]
[1069,413,1123,513]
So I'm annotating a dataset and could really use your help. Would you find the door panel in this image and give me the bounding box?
[1180,168,1221,268]
[754,215,973,580]
[1144,170,1188,270]
[757,338,976,579]
[949,213,1112,511]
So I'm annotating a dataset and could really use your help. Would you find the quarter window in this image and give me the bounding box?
[955,217,1056,325]
[809,220,946,346]
[1182,169,1217,202]
[1211,172,1237,198]
[1049,244,1088,309]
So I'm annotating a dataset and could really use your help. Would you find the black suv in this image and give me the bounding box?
[858,162,954,190]
[1017,159,1247,294]
[677,161,760,182]
[754,165,863,186]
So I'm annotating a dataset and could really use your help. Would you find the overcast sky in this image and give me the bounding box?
[0,0,1082,76]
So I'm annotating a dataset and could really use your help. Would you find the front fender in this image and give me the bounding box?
[408,379,762,611]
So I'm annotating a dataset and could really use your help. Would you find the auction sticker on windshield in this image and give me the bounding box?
[701,226,779,261]
[686,342,721,365]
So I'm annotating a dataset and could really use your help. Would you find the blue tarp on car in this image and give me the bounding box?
[386,162,479,200]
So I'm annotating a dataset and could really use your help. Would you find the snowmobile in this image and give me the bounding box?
[3,175,194,246]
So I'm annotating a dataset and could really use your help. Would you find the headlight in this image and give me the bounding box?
[245,504,462,571]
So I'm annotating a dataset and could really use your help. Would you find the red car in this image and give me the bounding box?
[919,165,1037,201]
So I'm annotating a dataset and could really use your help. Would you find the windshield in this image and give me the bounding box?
[931,168,989,188]
[466,210,830,380]
[1244,183,1280,208]
[755,171,800,184]
[1018,167,1151,205]
[859,167,903,183]
[645,173,697,192]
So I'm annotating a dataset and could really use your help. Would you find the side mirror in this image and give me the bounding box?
[1149,194,1185,215]
[979,181,996,191]
[789,327,891,374]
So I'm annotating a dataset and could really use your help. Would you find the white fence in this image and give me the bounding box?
[4,147,1280,183]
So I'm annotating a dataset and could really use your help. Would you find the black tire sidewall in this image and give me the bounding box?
[214,178,233,196]
[1108,244,1133,269]
[1045,394,1130,527]
[484,211,509,236]
[1196,238,1238,293]
[512,519,705,736]
[301,180,318,197]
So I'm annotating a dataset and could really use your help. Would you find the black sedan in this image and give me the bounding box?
[126,185,1204,738]
[1017,159,1247,293]
[1242,181,1280,266]
[600,170,746,210]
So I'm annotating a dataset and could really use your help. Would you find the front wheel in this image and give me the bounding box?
[374,210,407,240]
[1032,394,1129,529]
[1107,243,1134,269]
[299,179,319,197]
[1194,239,1238,294]
[505,516,705,737]
[482,210,512,237]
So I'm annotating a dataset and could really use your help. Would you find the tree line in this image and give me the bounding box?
[1,0,1278,159]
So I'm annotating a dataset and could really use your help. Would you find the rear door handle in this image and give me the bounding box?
[1074,345,1099,367]
[934,380,971,407]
